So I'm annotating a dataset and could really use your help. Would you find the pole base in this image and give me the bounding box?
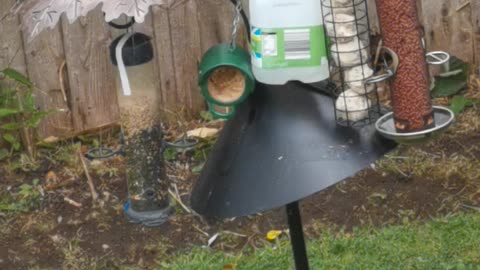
[124,200,173,227]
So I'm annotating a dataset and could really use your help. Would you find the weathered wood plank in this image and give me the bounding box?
[196,0,234,53]
[0,1,27,73]
[152,6,179,113]
[166,0,205,115]
[61,7,120,132]
[471,0,480,66]
[18,3,74,139]
[421,0,474,63]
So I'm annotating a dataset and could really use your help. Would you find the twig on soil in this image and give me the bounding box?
[222,230,248,238]
[193,225,210,237]
[386,157,410,178]
[64,197,83,208]
[461,204,480,212]
[168,187,191,214]
[77,149,99,201]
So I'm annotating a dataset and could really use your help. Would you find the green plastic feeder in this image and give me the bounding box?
[198,43,255,119]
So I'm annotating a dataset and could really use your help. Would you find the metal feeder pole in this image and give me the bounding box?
[286,201,310,270]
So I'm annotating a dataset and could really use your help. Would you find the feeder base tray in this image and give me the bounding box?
[375,106,455,144]
[124,200,173,227]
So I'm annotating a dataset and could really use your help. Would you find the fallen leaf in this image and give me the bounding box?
[187,127,219,139]
[224,263,238,269]
[207,233,219,247]
[42,136,59,144]
[266,230,283,241]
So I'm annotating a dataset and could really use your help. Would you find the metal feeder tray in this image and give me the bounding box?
[375,106,455,144]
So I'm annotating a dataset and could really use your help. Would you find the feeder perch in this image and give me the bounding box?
[376,106,455,145]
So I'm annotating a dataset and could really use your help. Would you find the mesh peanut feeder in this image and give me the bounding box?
[375,0,433,133]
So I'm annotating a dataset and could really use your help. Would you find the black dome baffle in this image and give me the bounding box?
[191,82,397,219]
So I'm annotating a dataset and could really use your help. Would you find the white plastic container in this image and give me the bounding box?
[250,0,330,85]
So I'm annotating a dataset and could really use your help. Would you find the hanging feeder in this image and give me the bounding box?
[106,19,172,226]
[198,1,255,119]
[249,0,330,85]
[198,43,255,119]
[373,0,455,143]
[322,0,386,128]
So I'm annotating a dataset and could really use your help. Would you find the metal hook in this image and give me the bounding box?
[230,0,242,50]
[364,69,394,85]
[365,47,398,85]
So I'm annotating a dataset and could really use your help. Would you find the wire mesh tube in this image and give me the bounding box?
[322,0,382,127]
[123,125,172,227]
[375,0,434,133]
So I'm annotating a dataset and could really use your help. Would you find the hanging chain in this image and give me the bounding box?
[230,0,242,49]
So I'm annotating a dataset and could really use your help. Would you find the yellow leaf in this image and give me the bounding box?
[186,127,219,139]
[266,230,283,241]
[224,263,237,269]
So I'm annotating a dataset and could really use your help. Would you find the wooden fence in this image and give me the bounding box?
[0,0,479,139]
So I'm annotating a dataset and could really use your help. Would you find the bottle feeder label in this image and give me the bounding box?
[251,26,327,69]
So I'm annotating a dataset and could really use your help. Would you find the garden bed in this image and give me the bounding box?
[0,106,479,269]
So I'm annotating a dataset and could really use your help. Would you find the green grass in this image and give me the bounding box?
[165,213,480,270]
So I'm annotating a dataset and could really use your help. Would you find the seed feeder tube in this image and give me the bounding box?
[375,0,434,133]
[123,125,173,227]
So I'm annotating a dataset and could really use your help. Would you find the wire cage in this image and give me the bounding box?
[321,0,384,127]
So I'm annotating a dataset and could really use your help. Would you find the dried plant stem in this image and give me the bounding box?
[168,188,191,214]
[77,149,98,201]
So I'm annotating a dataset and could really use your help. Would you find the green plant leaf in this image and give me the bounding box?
[12,142,21,151]
[3,133,17,145]
[23,91,35,112]
[450,95,474,115]
[163,147,177,161]
[1,123,21,130]
[192,162,205,174]
[26,111,49,128]
[431,57,468,98]
[0,148,8,160]
[0,108,19,118]
[3,68,33,87]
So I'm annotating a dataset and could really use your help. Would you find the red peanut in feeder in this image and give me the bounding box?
[375,0,434,133]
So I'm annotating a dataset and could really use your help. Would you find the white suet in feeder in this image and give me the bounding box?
[325,13,357,39]
[330,0,355,7]
[335,89,371,122]
[345,64,375,94]
[331,37,369,67]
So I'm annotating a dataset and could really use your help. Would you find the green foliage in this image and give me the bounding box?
[0,179,42,213]
[431,57,469,98]
[0,68,49,161]
[165,213,480,270]
[191,137,216,174]
[3,68,33,87]
[199,110,215,122]
[450,95,475,115]
[163,147,178,161]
